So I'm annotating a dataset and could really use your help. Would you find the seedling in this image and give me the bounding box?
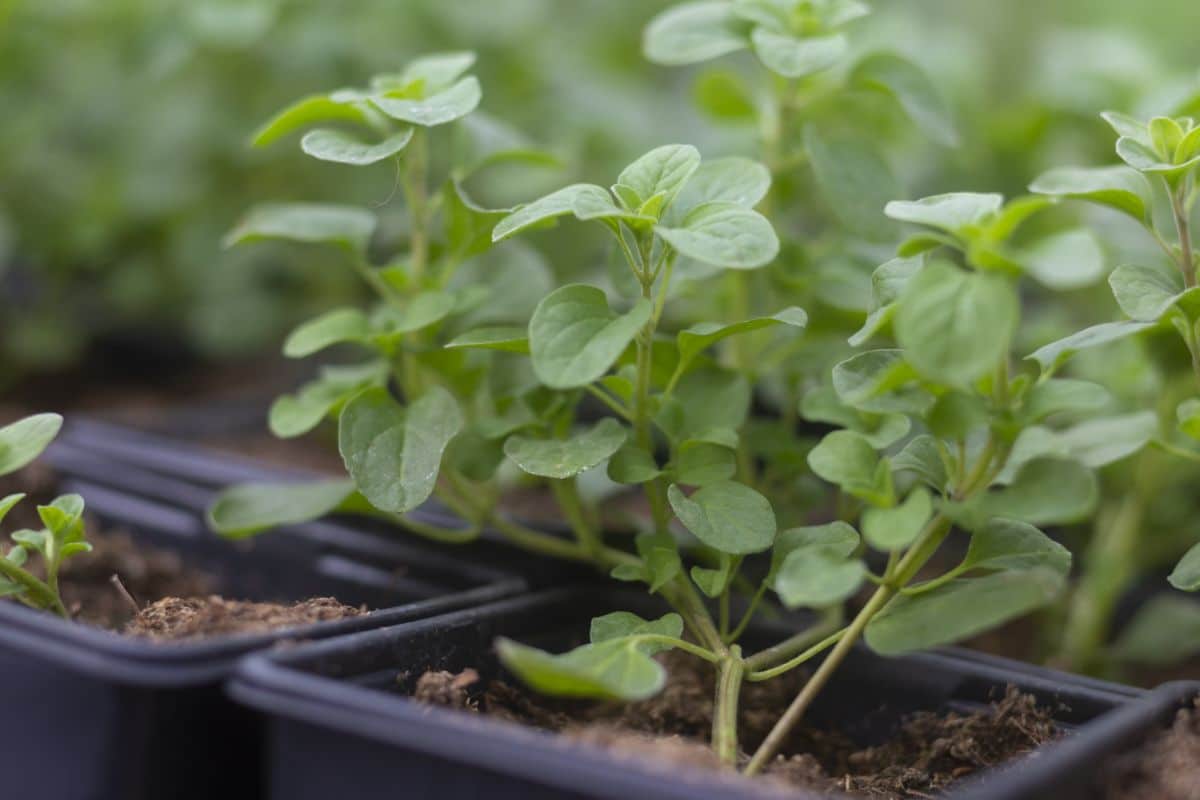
[1027,109,1200,670]
[0,414,92,619]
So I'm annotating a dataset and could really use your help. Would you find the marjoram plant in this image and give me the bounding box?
[0,413,91,619]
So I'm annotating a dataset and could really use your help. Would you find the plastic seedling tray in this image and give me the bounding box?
[228,587,1143,800]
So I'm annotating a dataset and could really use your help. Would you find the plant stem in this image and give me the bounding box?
[551,478,602,559]
[746,627,846,682]
[0,561,67,618]
[1171,181,1196,289]
[713,646,745,767]
[727,581,769,643]
[742,605,843,672]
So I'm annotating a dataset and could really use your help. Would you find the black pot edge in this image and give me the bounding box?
[1,470,526,688]
[227,587,1144,800]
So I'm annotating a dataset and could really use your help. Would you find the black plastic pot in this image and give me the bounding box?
[54,418,600,588]
[229,587,1141,800]
[977,679,1200,799]
[0,470,524,800]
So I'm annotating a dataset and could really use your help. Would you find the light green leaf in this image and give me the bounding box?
[693,71,758,122]
[376,291,457,336]
[497,611,682,701]
[371,76,481,126]
[862,488,932,551]
[805,125,900,242]
[300,127,413,166]
[504,419,628,479]
[492,184,609,241]
[1109,263,1196,321]
[528,285,652,389]
[885,193,1003,235]
[691,553,736,598]
[225,204,376,254]
[959,518,1071,576]
[673,440,736,486]
[807,430,893,506]
[608,444,662,484]
[401,51,477,87]
[0,494,24,526]
[0,414,62,476]
[892,435,951,492]
[852,53,957,147]
[251,95,371,147]
[667,481,776,555]
[283,309,370,358]
[831,350,928,414]
[1028,320,1156,375]
[1178,398,1200,441]
[643,1,749,66]
[1169,543,1200,591]
[617,145,701,210]
[1112,594,1200,663]
[950,457,1098,528]
[339,387,463,514]
[1020,229,1106,290]
[770,522,861,579]
[866,569,1065,654]
[670,157,771,220]
[445,326,530,353]
[1028,165,1153,222]
[927,391,988,441]
[268,362,386,439]
[799,386,912,449]
[1022,379,1110,423]
[775,546,865,608]
[208,479,358,538]
[895,261,1018,386]
[751,29,846,78]
[657,202,779,269]
[676,307,806,371]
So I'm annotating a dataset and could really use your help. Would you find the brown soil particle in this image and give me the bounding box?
[1101,696,1200,800]
[125,596,364,641]
[412,653,1057,798]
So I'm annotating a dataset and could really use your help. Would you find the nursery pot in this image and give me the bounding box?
[228,587,1142,800]
[0,469,523,800]
[55,418,599,587]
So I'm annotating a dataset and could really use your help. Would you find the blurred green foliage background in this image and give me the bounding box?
[1,0,1197,380]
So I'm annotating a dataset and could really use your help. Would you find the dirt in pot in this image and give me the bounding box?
[1100,696,1200,800]
[410,651,1058,798]
[2,466,365,641]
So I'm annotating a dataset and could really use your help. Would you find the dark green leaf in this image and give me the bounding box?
[668,481,776,554]
[528,285,652,389]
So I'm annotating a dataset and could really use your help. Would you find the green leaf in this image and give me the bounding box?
[225,204,376,254]
[895,261,1018,386]
[445,326,530,354]
[1109,263,1197,321]
[1169,542,1200,591]
[283,308,370,358]
[852,53,957,147]
[694,70,757,121]
[832,350,928,414]
[1029,165,1153,222]
[1019,229,1105,291]
[673,440,737,485]
[496,609,682,702]
[371,76,481,126]
[1112,594,1200,664]
[892,435,951,492]
[885,193,1003,235]
[0,414,62,476]
[1178,398,1200,441]
[400,51,477,87]
[0,494,24,526]
[770,522,861,578]
[643,1,749,66]
[208,479,358,538]
[268,362,386,439]
[657,202,779,269]
[805,125,900,242]
[1027,320,1156,375]
[865,569,1065,655]
[691,553,736,598]
[676,307,806,371]
[807,430,893,506]
[670,157,771,220]
[751,29,846,78]
[958,518,1071,576]
[376,291,457,336]
[927,390,988,441]
[800,386,912,449]
[608,444,662,484]
[299,127,414,166]
[616,145,701,210]
[775,545,865,608]
[492,184,608,241]
[862,488,932,551]
[667,481,776,555]
[251,95,371,147]
[339,387,463,514]
[1022,379,1110,423]
[950,457,1098,528]
[528,285,652,389]
[504,418,628,479]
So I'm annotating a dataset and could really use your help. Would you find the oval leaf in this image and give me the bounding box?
[528,285,652,389]
[504,418,628,479]
[667,481,776,555]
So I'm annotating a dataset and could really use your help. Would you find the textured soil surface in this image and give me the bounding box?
[1101,697,1200,800]
[412,652,1057,798]
[125,595,363,641]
